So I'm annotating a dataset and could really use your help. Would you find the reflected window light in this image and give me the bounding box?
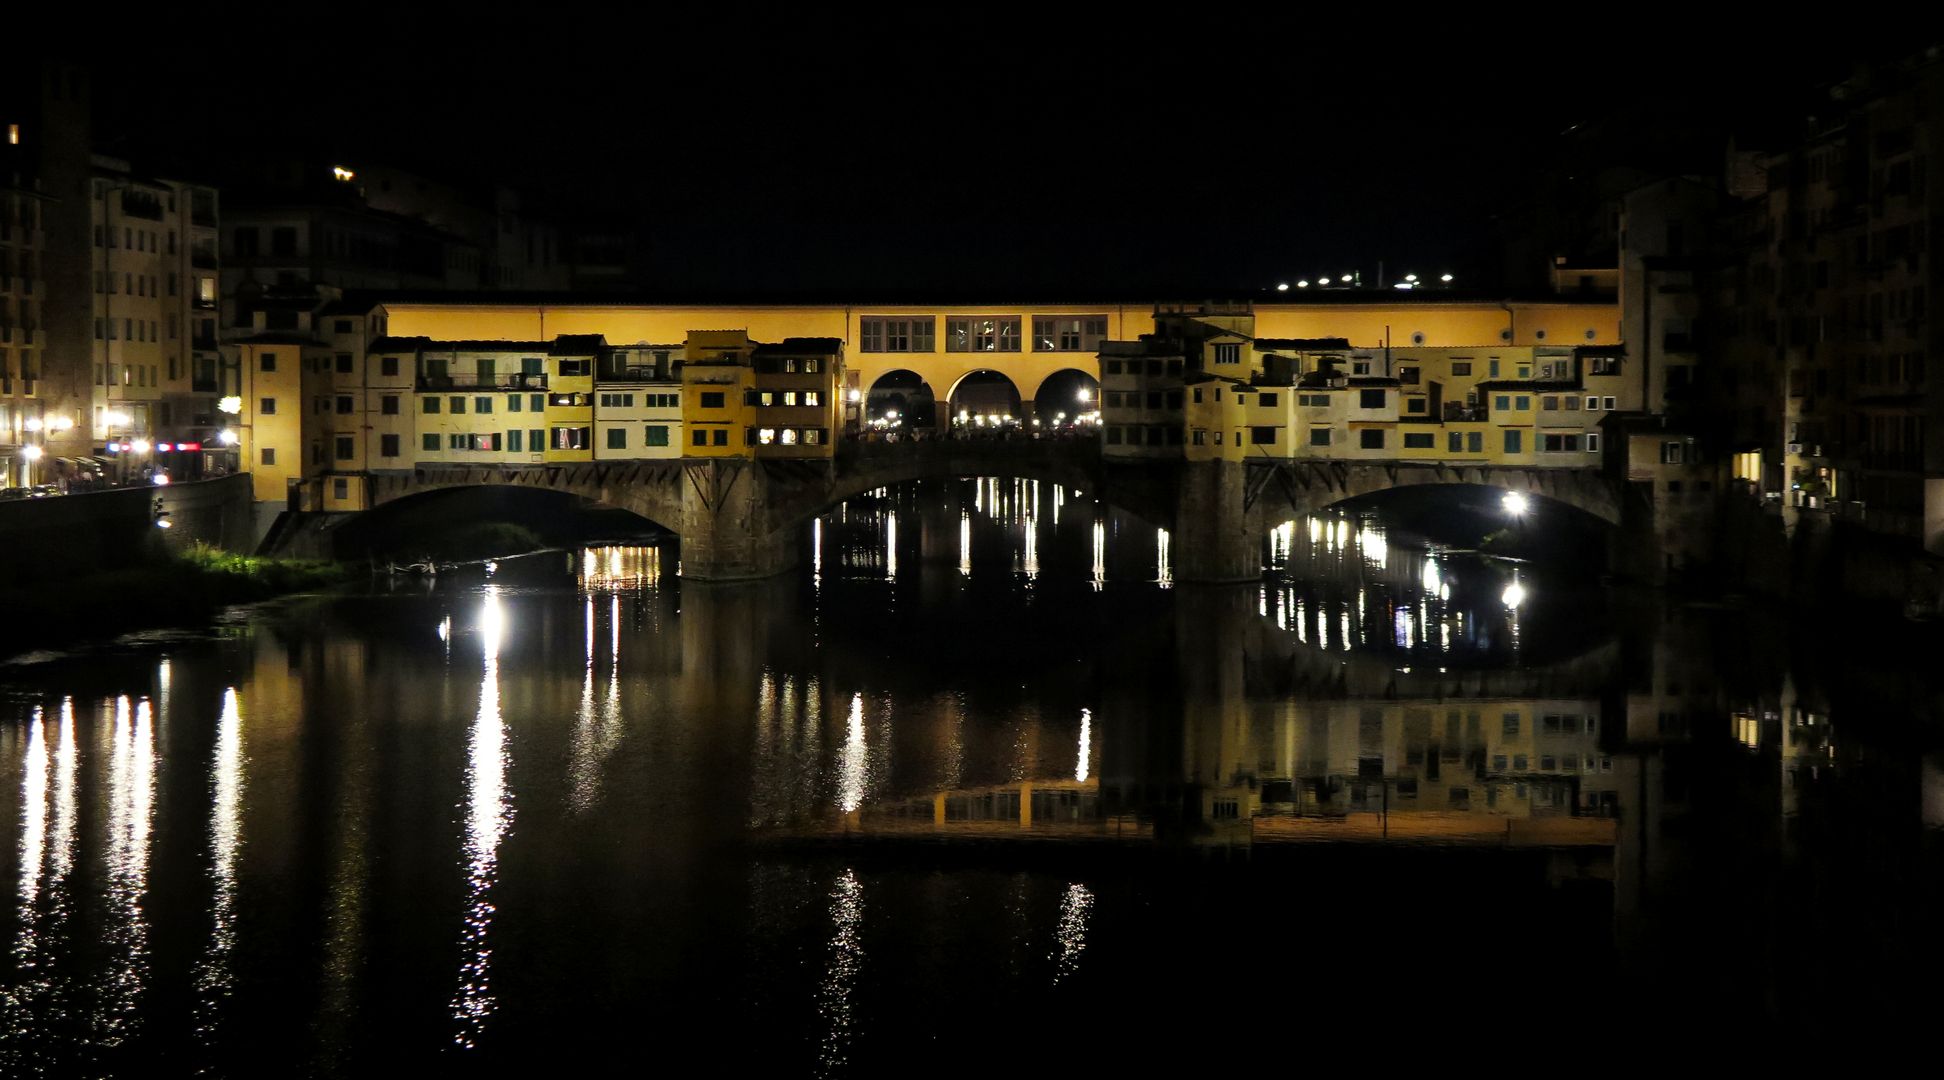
[838,694,867,813]
[1090,520,1106,590]
[1156,528,1172,587]
[453,587,511,1047]
[1076,709,1093,783]
[818,869,864,1071]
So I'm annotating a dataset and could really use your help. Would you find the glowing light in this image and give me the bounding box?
[1357,526,1388,568]
[151,473,170,486]
[104,410,132,428]
[1276,282,1290,291]
[885,512,898,580]
[1501,491,1529,516]
[1318,277,1331,285]
[22,445,43,461]
[1421,557,1441,593]
[1076,709,1093,783]
[23,417,42,432]
[1091,520,1105,589]
[217,396,242,415]
[1441,273,1454,282]
[196,688,244,1030]
[1405,273,1419,282]
[1296,280,1310,288]
[1076,387,1092,403]
[332,166,356,182]
[217,429,239,446]
[1502,580,1527,609]
[131,439,152,454]
[1156,527,1172,587]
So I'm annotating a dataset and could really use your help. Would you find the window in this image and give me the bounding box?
[1586,433,1601,453]
[475,396,493,414]
[1359,428,1385,449]
[606,428,627,449]
[1448,432,1464,452]
[1214,343,1241,365]
[1403,432,1435,449]
[1585,395,1600,410]
[558,358,591,377]
[1192,430,1206,445]
[529,429,543,450]
[332,478,349,501]
[380,395,399,416]
[423,397,441,414]
[259,353,277,372]
[1504,429,1523,454]
[379,434,400,458]
[335,436,354,460]
[1515,396,1531,410]
[1603,396,1617,410]
[1258,392,1279,407]
[645,425,669,447]
[259,397,276,415]
[530,394,545,412]
[1106,427,1123,445]
[509,395,522,413]
[258,447,276,465]
[692,430,708,447]
[335,353,353,374]
[1495,395,1511,411]
[860,316,936,352]
[1032,316,1108,351]
[1309,428,1330,447]
[334,395,352,415]
[448,434,466,450]
[946,316,1020,352]
[1251,426,1277,445]
[1660,441,1686,465]
[700,391,725,408]
[712,429,728,446]
[804,391,821,407]
[551,426,591,450]
[1587,355,1620,376]
[1541,396,1558,410]
[1359,389,1385,409]
[1451,361,1472,376]
[1542,433,1581,452]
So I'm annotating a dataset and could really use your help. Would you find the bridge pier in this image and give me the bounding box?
[1172,461,1262,584]
[676,461,800,582]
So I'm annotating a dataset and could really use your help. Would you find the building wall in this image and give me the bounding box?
[593,384,682,460]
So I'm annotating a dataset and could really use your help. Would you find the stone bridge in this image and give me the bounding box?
[364,443,1629,582]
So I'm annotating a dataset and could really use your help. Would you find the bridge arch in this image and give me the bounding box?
[864,369,940,431]
[1241,461,1624,533]
[1030,368,1101,428]
[366,464,688,537]
[944,369,1024,428]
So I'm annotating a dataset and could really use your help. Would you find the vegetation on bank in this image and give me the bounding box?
[0,544,355,660]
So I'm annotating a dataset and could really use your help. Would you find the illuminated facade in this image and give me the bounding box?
[220,294,1617,513]
[1104,305,1632,467]
[88,155,225,470]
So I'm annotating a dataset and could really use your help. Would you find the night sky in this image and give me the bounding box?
[81,16,1907,294]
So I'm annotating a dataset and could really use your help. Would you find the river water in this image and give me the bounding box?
[1,479,1940,1073]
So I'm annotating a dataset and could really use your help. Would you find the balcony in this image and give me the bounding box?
[416,372,549,392]
[1442,403,1488,422]
[120,190,165,221]
[191,249,218,269]
[597,366,676,384]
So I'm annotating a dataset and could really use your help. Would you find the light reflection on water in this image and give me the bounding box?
[0,483,1934,1065]
[451,589,510,1049]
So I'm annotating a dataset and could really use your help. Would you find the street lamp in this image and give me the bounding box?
[1501,491,1528,516]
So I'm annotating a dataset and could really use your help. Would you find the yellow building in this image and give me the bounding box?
[542,335,598,462]
[681,330,756,456]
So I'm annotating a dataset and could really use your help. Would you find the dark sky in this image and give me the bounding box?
[81,13,1916,293]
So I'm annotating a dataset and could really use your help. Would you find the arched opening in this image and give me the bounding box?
[865,369,939,433]
[341,485,671,562]
[1032,369,1102,435]
[946,370,1024,434]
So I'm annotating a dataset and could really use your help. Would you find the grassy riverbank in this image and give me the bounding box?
[0,544,354,661]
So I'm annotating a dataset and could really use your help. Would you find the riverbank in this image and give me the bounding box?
[0,544,355,663]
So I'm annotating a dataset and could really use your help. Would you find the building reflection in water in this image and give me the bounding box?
[451,589,511,1049]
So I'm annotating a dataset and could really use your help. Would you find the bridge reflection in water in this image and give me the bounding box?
[0,477,1931,1066]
